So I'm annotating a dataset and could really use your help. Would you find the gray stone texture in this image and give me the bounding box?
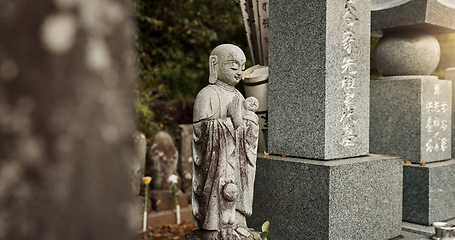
[175,124,193,199]
[0,0,138,239]
[370,76,452,163]
[268,0,370,159]
[373,31,440,76]
[149,131,179,190]
[371,0,455,34]
[445,67,455,159]
[403,160,455,225]
[132,131,147,196]
[248,154,402,240]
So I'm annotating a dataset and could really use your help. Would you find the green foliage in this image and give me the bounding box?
[134,0,248,99]
[133,0,249,140]
[254,221,270,240]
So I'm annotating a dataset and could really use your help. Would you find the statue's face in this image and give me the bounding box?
[217,52,246,86]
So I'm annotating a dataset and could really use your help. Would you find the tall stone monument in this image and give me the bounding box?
[370,0,455,226]
[249,0,402,239]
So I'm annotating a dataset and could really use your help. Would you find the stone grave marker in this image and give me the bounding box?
[370,0,455,226]
[267,0,370,159]
[149,131,188,211]
[371,76,452,163]
[249,0,403,239]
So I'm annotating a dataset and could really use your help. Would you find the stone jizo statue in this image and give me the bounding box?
[187,44,260,240]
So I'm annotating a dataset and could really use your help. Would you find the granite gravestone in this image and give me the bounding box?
[445,67,455,159]
[370,76,452,163]
[267,0,370,159]
[370,0,455,226]
[249,0,403,239]
[149,131,179,190]
[187,44,260,240]
[149,131,187,211]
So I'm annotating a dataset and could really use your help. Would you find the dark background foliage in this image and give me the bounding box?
[133,0,250,143]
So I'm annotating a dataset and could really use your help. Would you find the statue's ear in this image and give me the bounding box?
[209,55,218,84]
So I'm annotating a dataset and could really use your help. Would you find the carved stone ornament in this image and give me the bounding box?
[186,44,260,240]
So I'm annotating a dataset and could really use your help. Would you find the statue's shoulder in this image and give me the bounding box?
[193,85,220,122]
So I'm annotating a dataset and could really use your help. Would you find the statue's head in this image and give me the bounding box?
[209,44,246,85]
[244,96,259,112]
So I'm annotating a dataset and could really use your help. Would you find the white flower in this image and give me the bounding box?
[168,174,178,184]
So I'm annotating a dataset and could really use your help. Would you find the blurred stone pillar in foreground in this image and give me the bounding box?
[0,0,137,239]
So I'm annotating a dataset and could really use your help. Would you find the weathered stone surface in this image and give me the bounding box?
[176,124,193,200]
[445,67,455,159]
[249,153,402,240]
[268,0,370,159]
[190,44,259,239]
[403,160,455,225]
[149,131,179,190]
[132,131,146,196]
[371,0,455,34]
[373,31,440,76]
[370,76,452,163]
[0,0,137,239]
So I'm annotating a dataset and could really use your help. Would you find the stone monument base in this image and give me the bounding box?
[403,159,455,225]
[249,153,402,240]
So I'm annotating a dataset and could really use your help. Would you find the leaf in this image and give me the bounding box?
[260,231,269,240]
[261,221,270,232]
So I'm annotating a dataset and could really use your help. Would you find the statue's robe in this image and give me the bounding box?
[235,113,259,218]
[192,84,244,231]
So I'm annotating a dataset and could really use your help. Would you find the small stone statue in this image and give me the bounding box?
[187,44,260,240]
